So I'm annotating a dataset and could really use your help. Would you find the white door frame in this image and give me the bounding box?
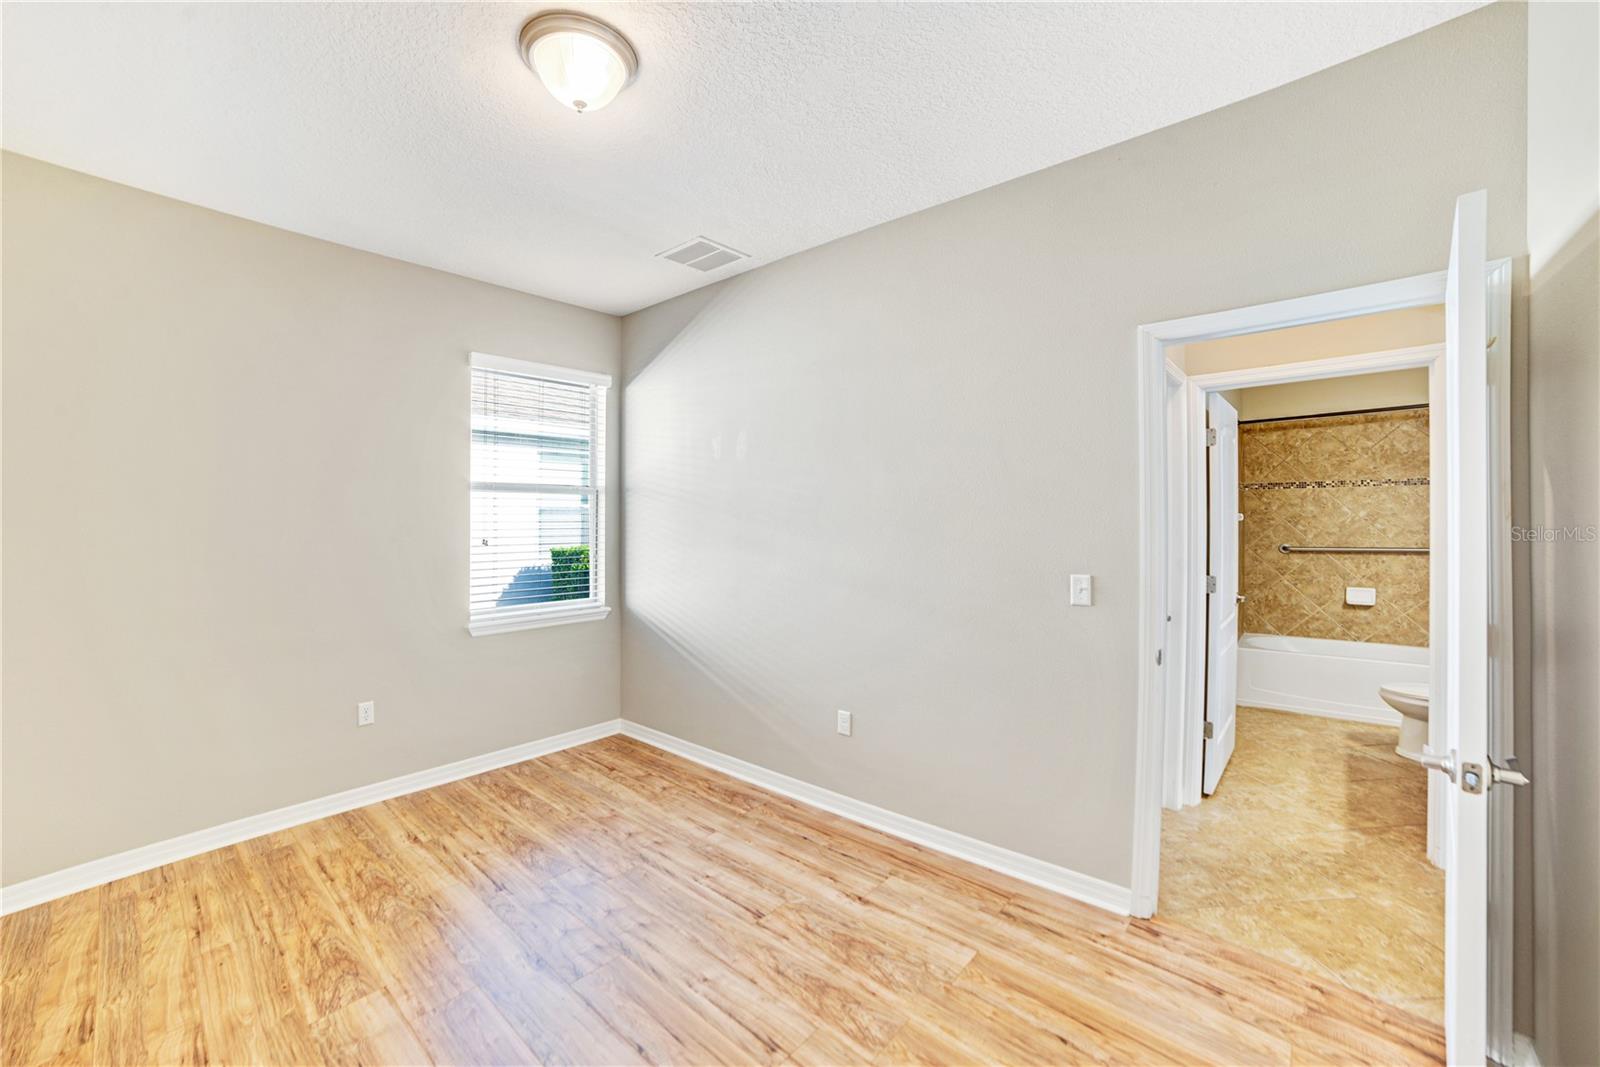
[1173,341,1444,810]
[1161,361,1192,810]
[1131,261,1514,1054]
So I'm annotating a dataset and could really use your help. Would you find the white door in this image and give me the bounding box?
[1433,189,1491,1064]
[1202,392,1240,795]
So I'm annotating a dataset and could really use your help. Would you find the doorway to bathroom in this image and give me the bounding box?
[1167,340,1445,1022]
[1132,190,1518,1066]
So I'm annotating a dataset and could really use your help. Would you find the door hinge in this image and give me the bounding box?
[1203,721,1216,741]
[1205,427,1218,447]
[1205,575,1217,595]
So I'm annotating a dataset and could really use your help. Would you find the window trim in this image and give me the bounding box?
[467,351,612,637]
[470,351,613,388]
[467,603,611,637]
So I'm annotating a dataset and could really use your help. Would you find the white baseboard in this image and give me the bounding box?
[0,718,624,916]
[619,721,1134,916]
[1510,1033,1541,1067]
[1238,696,1400,727]
[4,715,1132,921]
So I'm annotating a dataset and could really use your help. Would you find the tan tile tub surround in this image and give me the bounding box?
[1161,706,1444,1025]
[1239,407,1430,646]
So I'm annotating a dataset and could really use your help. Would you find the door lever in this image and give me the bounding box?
[1490,756,1530,788]
[1419,747,1457,782]
[1421,747,1488,793]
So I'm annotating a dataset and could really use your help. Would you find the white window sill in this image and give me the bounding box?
[468,604,611,637]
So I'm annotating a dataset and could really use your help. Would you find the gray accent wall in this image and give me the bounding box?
[1527,3,1600,1064]
[620,4,1528,894]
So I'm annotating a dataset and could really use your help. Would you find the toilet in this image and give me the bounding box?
[1378,682,1430,760]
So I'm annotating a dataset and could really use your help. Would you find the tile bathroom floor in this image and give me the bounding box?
[1159,706,1445,1025]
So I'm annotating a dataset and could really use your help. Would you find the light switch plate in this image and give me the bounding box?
[836,709,852,736]
[1070,574,1094,606]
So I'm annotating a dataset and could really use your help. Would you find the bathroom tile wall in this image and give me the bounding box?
[1238,408,1429,646]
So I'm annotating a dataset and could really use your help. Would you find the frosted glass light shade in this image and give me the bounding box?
[520,14,638,114]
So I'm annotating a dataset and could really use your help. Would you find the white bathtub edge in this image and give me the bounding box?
[1234,695,1401,727]
[1236,633,1420,728]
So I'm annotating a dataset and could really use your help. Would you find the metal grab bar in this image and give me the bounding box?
[1277,544,1429,556]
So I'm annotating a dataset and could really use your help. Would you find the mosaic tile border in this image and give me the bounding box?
[1243,476,1431,491]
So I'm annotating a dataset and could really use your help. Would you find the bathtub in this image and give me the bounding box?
[1236,633,1429,725]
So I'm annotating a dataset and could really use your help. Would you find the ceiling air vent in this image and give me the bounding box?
[657,236,749,272]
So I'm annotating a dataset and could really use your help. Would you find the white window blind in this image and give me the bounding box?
[469,353,609,635]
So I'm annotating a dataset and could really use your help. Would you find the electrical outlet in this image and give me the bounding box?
[836,709,852,737]
[357,700,375,727]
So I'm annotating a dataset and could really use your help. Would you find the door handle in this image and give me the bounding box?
[1419,747,1457,782]
[1421,747,1488,793]
[1490,756,1530,788]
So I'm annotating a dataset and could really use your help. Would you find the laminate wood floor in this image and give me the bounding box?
[2,735,1444,1065]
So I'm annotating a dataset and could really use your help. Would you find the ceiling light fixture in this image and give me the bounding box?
[519,12,638,114]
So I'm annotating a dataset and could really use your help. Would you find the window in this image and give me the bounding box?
[468,352,610,635]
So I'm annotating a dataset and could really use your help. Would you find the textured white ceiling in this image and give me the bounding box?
[2,2,1479,316]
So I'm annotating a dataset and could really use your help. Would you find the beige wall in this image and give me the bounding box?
[1180,304,1444,376]
[1527,2,1600,1064]
[0,153,622,886]
[1239,409,1430,646]
[1237,368,1430,421]
[620,5,1528,889]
